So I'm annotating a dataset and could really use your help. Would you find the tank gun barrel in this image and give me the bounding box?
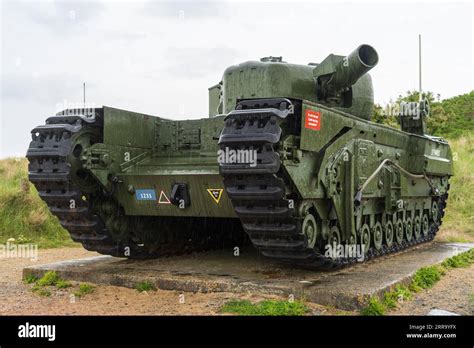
[317,44,379,99]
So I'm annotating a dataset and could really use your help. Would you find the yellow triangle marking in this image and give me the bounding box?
[207,188,223,204]
[158,190,171,204]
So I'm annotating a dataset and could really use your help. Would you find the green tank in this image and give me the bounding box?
[26,44,452,269]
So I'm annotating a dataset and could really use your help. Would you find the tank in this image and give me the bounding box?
[26,44,452,269]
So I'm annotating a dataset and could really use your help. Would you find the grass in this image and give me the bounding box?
[0,158,77,248]
[32,286,51,297]
[36,271,60,287]
[56,279,72,289]
[73,283,95,297]
[383,285,412,309]
[24,274,38,284]
[441,248,474,268]
[410,265,445,292]
[360,297,386,316]
[437,134,474,242]
[26,271,86,297]
[360,248,474,315]
[134,281,156,292]
[219,299,309,316]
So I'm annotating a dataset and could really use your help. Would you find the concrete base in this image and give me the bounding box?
[23,242,473,310]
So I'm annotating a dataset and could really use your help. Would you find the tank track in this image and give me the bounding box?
[219,100,448,270]
[26,112,241,258]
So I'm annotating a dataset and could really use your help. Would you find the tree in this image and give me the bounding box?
[373,90,474,139]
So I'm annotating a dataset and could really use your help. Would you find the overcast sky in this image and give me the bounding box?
[1,0,472,158]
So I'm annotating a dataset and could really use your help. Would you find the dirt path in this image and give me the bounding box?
[391,263,474,315]
[0,247,337,315]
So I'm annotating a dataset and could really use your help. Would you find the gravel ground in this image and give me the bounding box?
[391,263,474,315]
[0,247,340,315]
[1,247,472,316]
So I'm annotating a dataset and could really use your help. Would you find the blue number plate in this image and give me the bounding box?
[135,189,156,201]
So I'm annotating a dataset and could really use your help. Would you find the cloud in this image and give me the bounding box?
[141,0,229,19]
[161,46,241,79]
[4,0,105,34]
[1,72,82,104]
[103,30,149,43]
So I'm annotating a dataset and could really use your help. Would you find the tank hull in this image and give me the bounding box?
[26,46,453,268]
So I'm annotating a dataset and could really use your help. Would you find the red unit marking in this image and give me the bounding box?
[305,110,321,130]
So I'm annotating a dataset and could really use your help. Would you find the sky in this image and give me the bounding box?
[0,0,472,158]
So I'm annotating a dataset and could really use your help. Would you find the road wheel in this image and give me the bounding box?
[360,223,371,255]
[395,218,404,245]
[414,215,421,240]
[327,225,341,247]
[432,201,439,222]
[422,214,430,237]
[384,220,394,247]
[373,222,383,250]
[302,213,318,249]
[405,216,413,242]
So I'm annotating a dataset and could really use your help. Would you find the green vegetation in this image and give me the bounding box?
[32,286,51,297]
[36,271,60,287]
[55,279,72,289]
[383,285,412,310]
[26,271,81,297]
[410,265,445,292]
[442,248,474,268]
[0,158,76,248]
[439,134,474,241]
[73,283,95,297]
[360,249,474,315]
[23,274,38,284]
[360,297,386,316]
[426,92,474,139]
[220,299,309,316]
[134,281,156,292]
[16,234,33,244]
[374,90,474,139]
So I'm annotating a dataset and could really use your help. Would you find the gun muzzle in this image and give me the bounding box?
[326,44,378,95]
